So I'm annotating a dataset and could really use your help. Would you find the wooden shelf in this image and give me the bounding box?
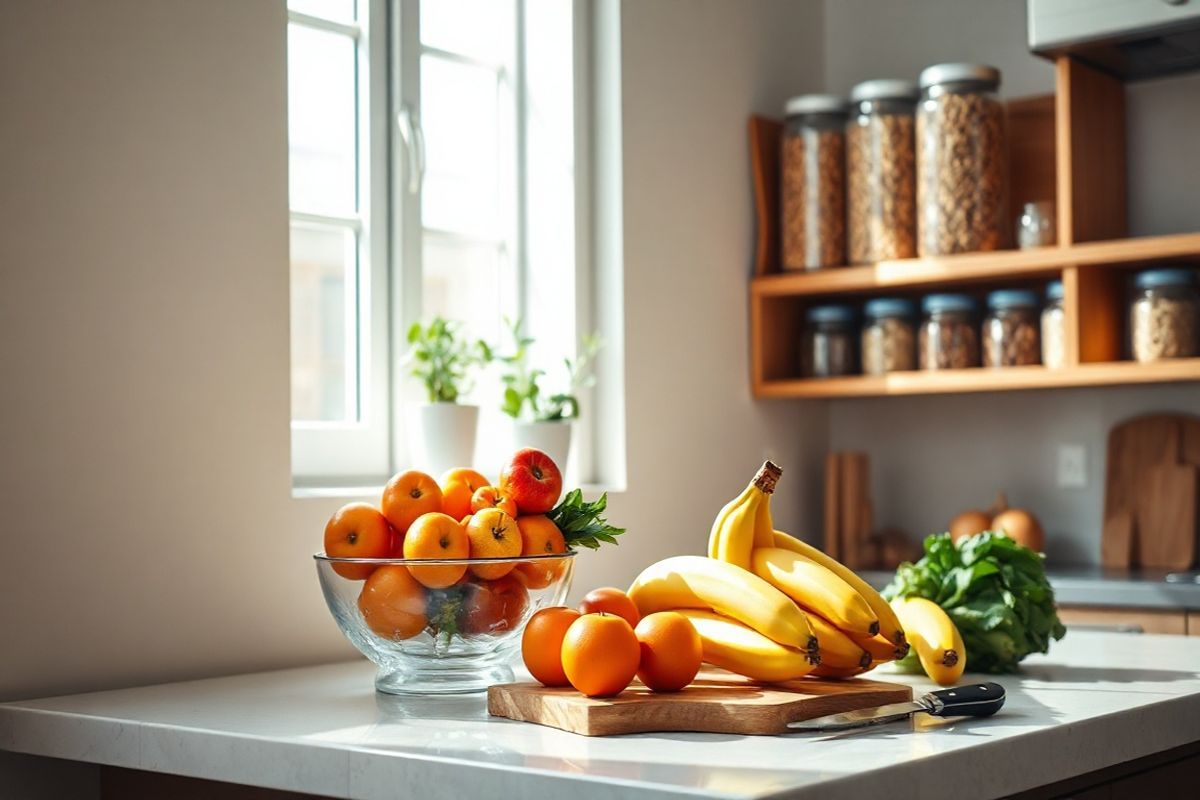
[756,359,1200,399]
[752,232,1200,299]
[748,57,1200,400]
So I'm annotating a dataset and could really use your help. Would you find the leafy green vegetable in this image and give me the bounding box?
[884,531,1066,673]
[548,489,626,550]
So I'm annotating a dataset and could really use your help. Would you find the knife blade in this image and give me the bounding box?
[788,682,1006,732]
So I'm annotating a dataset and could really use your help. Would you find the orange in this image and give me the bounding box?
[462,574,529,635]
[514,514,568,589]
[470,485,517,519]
[323,502,393,580]
[381,470,442,535]
[634,612,702,693]
[465,508,522,579]
[357,565,428,640]
[561,613,640,697]
[440,468,491,521]
[521,606,580,686]
[402,512,469,588]
[579,587,640,628]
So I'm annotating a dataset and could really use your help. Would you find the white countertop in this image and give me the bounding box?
[4,631,1200,800]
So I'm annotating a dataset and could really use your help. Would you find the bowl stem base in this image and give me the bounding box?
[375,660,515,695]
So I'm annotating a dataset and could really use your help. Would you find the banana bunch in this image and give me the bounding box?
[629,462,909,683]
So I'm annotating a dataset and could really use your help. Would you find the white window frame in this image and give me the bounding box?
[293,0,615,488]
[290,0,391,483]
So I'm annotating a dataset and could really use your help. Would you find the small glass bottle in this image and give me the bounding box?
[919,294,979,370]
[1130,268,1200,362]
[983,290,1041,367]
[802,305,856,378]
[1017,201,1056,249]
[781,95,848,271]
[1041,280,1066,369]
[861,298,917,375]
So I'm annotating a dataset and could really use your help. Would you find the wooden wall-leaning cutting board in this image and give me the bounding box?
[487,670,912,736]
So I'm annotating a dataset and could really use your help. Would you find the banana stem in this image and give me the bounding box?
[754,461,782,494]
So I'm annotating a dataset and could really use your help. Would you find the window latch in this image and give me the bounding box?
[396,104,425,195]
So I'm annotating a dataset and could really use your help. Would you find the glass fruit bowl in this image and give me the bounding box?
[314,552,575,694]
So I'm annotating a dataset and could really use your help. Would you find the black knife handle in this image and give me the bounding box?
[925,682,1006,718]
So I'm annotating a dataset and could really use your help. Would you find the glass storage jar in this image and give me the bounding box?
[802,305,856,378]
[861,298,917,375]
[983,290,1041,367]
[781,95,847,271]
[1041,280,1066,369]
[1130,268,1200,362]
[919,294,979,370]
[847,80,918,264]
[1017,201,1056,249]
[916,63,1007,256]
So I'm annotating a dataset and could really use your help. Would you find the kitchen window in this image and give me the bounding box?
[288,0,598,485]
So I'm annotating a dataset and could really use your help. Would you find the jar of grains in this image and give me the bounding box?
[983,290,1041,367]
[1130,268,1200,363]
[802,305,856,378]
[1042,281,1066,369]
[919,294,979,370]
[847,79,918,264]
[916,63,1007,256]
[781,95,847,270]
[862,298,917,375]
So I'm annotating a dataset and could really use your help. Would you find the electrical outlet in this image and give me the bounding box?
[1057,444,1087,488]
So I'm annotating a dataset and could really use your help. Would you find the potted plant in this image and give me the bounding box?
[403,317,491,475]
[496,318,601,470]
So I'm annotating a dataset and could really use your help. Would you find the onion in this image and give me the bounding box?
[949,510,991,544]
[991,509,1045,553]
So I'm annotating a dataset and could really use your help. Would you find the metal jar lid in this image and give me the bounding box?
[806,304,856,324]
[849,79,919,104]
[864,297,917,319]
[918,63,1001,90]
[1046,280,1064,302]
[987,289,1040,310]
[922,293,978,315]
[784,94,848,117]
[1134,267,1199,290]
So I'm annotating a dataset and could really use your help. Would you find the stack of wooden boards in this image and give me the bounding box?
[1102,414,1200,571]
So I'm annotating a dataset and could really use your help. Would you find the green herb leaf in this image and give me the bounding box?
[547,490,626,551]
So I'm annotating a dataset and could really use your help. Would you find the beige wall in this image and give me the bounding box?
[0,0,828,700]
[0,0,355,700]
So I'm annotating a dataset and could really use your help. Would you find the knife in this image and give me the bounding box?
[788,682,1006,732]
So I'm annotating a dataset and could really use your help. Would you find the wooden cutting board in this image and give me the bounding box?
[487,670,912,736]
[1103,414,1200,569]
[1136,463,1198,572]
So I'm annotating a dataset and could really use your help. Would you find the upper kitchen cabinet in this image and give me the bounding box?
[749,38,1200,399]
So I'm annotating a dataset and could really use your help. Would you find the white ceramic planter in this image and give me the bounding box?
[511,420,572,470]
[408,403,479,475]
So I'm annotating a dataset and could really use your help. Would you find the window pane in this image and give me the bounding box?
[288,24,357,216]
[291,222,358,422]
[288,0,356,23]
[420,55,502,236]
[420,0,514,65]
[422,236,515,348]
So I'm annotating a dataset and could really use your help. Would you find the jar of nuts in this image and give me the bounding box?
[919,294,979,370]
[983,290,1041,367]
[802,305,856,378]
[916,63,1007,256]
[1042,281,1066,369]
[1130,268,1200,363]
[847,79,918,264]
[862,298,917,375]
[781,95,847,271]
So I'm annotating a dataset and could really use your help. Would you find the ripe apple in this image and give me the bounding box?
[499,448,563,515]
[461,574,529,634]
